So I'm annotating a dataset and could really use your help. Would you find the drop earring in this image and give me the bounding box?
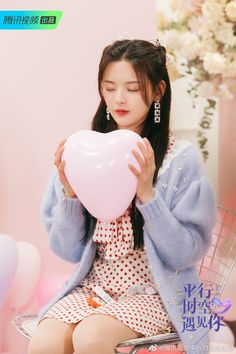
[154,101,161,123]
[106,107,110,120]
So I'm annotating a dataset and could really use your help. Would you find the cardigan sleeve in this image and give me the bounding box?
[40,167,87,263]
[136,146,217,270]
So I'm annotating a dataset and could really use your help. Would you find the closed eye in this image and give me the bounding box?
[105,88,139,92]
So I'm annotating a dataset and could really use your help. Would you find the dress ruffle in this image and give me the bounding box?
[92,133,176,261]
[93,207,134,260]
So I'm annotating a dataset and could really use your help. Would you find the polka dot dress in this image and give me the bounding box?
[42,136,176,338]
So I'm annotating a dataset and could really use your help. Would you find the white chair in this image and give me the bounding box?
[12,204,236,353]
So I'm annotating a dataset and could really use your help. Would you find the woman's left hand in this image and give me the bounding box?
[128,138,156,204]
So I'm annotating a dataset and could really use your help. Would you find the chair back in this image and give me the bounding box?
[197,204,236,301]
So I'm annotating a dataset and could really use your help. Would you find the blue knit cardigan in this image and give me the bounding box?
[39,139,216,353]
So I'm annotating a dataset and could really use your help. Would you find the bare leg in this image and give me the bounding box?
[72,313,144,354]
[28,318,76,354]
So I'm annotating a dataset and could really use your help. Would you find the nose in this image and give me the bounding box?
[115,88,126,104]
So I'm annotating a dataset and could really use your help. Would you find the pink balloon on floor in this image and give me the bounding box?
[9,242,41,311]
[0,234,18,310]
[62,129,144,221]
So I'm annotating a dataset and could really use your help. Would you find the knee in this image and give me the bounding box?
[73,330,114,354]
[28,335,59,354]
[27,317,75,354]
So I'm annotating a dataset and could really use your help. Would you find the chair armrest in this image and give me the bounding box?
[12,314,38,339]
[116,331,180,347]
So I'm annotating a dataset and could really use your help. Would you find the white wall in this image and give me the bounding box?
[0,0,157,353]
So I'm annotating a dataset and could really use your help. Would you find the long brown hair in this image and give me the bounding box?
[81,39,171,249]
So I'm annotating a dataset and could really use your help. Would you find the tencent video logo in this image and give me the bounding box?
[0,11,62,30]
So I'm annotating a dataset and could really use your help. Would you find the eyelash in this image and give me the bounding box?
[106,89,139,92]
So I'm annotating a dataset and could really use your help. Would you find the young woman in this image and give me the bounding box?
[28,39,216,354]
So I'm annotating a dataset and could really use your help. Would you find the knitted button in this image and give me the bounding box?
[176,290,184,296]
[178,167,182,171]
[173,186,178,192]
[61,188,66,202]
[183,177,188,183]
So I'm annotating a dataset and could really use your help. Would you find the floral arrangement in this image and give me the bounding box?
[157,0,236,160]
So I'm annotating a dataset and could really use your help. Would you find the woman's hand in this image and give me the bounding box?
[54,139,77,198]
[128,138,156,204]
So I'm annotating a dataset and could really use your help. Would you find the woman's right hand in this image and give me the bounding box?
[54,139,77,198]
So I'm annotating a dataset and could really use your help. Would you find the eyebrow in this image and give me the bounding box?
[103,80,140,84]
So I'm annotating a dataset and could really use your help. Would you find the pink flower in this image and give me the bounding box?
[187,0,205,13]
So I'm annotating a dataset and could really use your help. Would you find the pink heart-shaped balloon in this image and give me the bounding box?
[62,130,144,221]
